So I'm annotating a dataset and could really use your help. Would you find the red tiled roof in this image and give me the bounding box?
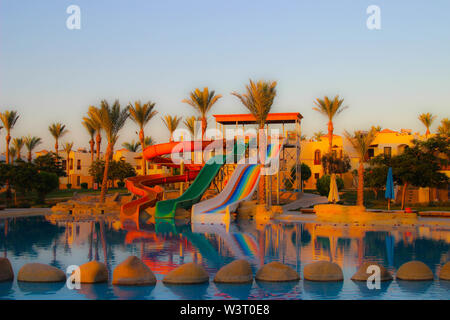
[213,113,303,125]
[379,129,397,134]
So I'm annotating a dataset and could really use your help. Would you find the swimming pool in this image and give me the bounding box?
[0,215,449,300]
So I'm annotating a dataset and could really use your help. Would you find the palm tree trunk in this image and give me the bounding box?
[66,153,70,185]
[401,182,408,210]
[328,120,334,154]
[357,161,364,207]
[201,116,207,140]
[28,151,32,163]
[5,134,10,164]
[258,126,266,205]
[96,132,101,160]
[55,140,59,156]
[89,139,95,163]
[100,144,112,202]
[139,129,146,176]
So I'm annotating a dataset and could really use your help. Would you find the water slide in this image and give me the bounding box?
[121,140,216,223]
[154,141,245,219]
[191,141,283,224]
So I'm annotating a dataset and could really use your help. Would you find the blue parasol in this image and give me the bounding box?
[385,167,395,210]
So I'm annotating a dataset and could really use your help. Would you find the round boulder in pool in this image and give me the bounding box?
[351,262,393,281]
[112,256,156,286]
[439,261,450,281]
[0,258,14,282]
[303,261,343,282]
[163,262,209,285]
[396,261,433,281]
[214,260,253,284]
[255,261,300,282]
[18,263,66,282]
[78,261,108,283]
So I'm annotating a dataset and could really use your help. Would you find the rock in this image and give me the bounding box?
[78,261,108,283]
[17,263,66,282]
[351,262,392,281]
[112,256,156,286]
[439,261,450,281]
[163,263,209,284]
[0,258,14,282]
[303,261,343,282]
[214,260,253,283]
[396,261,433,281]
[255,261,299,282]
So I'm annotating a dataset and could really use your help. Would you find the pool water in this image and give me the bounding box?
[0,215,449,300]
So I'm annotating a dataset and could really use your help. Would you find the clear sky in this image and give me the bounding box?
[1,0,449,152]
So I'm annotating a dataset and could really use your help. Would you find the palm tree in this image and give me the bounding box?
[122,140,141,152]
[24,136,42,163]
[313,95,347,154]
[162,115,182,142]
[128,101,158,176]
[8,147,16,164]
[182,88,222,139]
[84,107,103,160]
[89,100,129,202]
[418,112,437,137]
[63,142,74,181]
[183,116,198,139]
[12,137,24,161]
[371,125,382,132]
[82,118,96,163]
[437,118,450,137]
[313,131,324,142]
[0,110,19,164]
[48,122,67,156]
[344,128,376,207]
[232,79,277,205]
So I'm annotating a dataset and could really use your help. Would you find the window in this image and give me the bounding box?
[314,150,321,165]
[76,176,81,186]
[77,159,81,170]
[69,159,73,170]
[384,147,392,159]
[368,148,375,159]
[314,173,320,180]
[62,160,67,170]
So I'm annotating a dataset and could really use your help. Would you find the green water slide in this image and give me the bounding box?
[155,142,244,219]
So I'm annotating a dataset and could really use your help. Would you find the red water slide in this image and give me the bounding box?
[120,140,220,226]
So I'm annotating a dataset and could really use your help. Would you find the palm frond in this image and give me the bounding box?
[0,110,19,132]
[231,79,277,128]
[344,128,377,161]
[128,100,158,129]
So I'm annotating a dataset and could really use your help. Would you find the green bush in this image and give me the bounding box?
[66,183,72,189]
[80,182,88,189]
[316,174,344,196]
[35,172,60,204]
[117,181,125,188]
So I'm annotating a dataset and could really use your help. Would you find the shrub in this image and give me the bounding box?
[35,172,60,204]
[80,182,88,189]
[66,183,72,189]
[117,181,125,188]
[316,174,344,196]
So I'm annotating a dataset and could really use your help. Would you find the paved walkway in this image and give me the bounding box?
[282,192,328,212]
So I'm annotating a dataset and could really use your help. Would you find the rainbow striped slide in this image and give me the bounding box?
[191,141,283,224]
[191,163,262,224]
